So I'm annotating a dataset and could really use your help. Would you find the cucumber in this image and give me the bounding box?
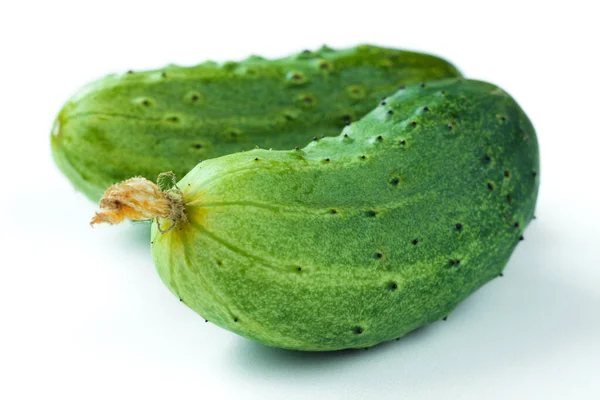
[51,45,461,201]
[131,78,538,351]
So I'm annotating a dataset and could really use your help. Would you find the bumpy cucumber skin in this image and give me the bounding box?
[151,78,539,351]
[50,45,461,201]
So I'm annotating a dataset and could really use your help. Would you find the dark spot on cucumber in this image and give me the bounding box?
[346,85,366,100]
[343,133,349,138]
[375,252,383,259]
[318,60,332,70]
[389,282,398,290]
[504,169,510,177]
[193,144,203,149]
[161,72,167,78]
[412,239,419,245]
[167,116,179,123]
[313,137,318,141]
[519,235,524,241]
[126,70,134,74]
[484,154,491,162]
[441,90,447,95]
[297,267,303,272]
[487,182,494,190]
[507,194,513,204]
[286,71,307,85]
[179,298,183,302]
[134,97,154,107]
[185,91,202,103]
[387,110,394,116]
[360,155,366,159]
[330,209,337,214]
[366,210,377,217]
[390,177,400,185]
[295,146,300,150]
[377,135,383,141]
[532,171,538,177]
[447,123,453,130]
[410,121,417,127]
[295,94,316,109]
[499,273,504,277]
[353,327,364,335]
[381,101,387,106]
[513,222,520,228]
[449,259,461,267]
[325,157,330,162]
[420,82,426,88]
[341,114,352,123]
[296,49,315,60]
[254,157,259,161]
[400,140,406,145]
[217,260,223,266]
[233,317,238,323]
[423,106,430,112]
[398,85,405,90]
[442,316,448,321]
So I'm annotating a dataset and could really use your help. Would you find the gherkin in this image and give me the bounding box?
[134,79,538,351]
[51,44,461,201]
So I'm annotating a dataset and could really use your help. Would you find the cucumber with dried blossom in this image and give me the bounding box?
[52,44,461,202]
[91,78,539,351]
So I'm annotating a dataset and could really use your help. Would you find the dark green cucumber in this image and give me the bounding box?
[51,44,461,201]
[150,78,539,351]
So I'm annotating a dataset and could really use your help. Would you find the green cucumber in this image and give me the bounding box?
[144,78,539,351]
[51,45,461,201]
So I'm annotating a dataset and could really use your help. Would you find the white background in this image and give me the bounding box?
[1,1,599,399]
